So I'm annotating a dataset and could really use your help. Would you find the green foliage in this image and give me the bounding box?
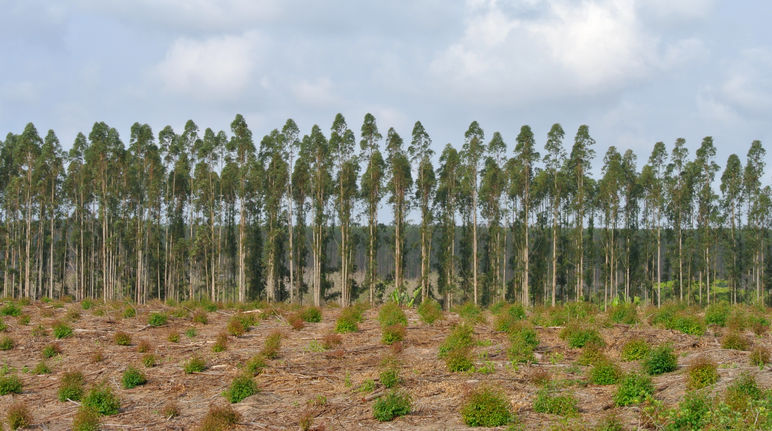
[750,346,770,367]
[372,390,411,421]
[577,343,607,366]
[644,345,677,375]
[226,317,246,336]
[508,336,536,364]
[665,392,710,431]
[621,338,650,361]
[121,366,147,389]
[7,401,32,430]
[725,372,761,410]
[82,384,121,415]
[33,361,51,375]
[197,404,241,431]
[589,361,622,385]
[0,318,6,332]
[417,299,442,324]
[42,343,61,358]
[438,323,474,358]
[687,358,718,389]
[168,331,180,343]
[456,302,485,323]
[378,302,407,327]
[560,324,604,348]
[184,356,207,373]
[113,331,132,346]
[533,387,578,416]
[335,308,359,333]
[244,355,267,376]
[193,310,208,324]
[1,303,22,317]
[446,347,474,372]
[223,374,258,403]
[608,303,638,324]
[379,368,400,388]
[122,306,136,318]
[0,335,14,350]
[58,371,85,401]
[614,373,653,406]
[142,354,157,368]
[81,299,95,310]
[300,306,322,323]
[705,302,729,326]
[147,312,167,327]
[52,321,73,338]
[670,315,705,336]
[261,331,281,359]
[212,333,228,352]
[381,324,405,345]
[72,407,100,431]
[460,386,514,427]
[721,332,749,351]
[358,379,376,393]
[0,374,22,395]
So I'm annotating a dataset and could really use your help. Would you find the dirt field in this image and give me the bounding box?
[0,300,770,430]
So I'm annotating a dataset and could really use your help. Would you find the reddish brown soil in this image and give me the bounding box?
[0,301,770,430]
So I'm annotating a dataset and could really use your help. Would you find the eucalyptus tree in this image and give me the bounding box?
[386,127,412,296]
[543,124,566,306]
[436,144,461,308]
[480,132,506,300]
[360,113,385,304]
[462,121,484,305]
[514,125,539,307]
[620,149,638,300]
[175,121,197,299]
[259,130,288,302]
[128,123,156,302]
[308,125,332,306]
[720,154,743,303]
[37,130,63,298]
[291,137,311,302]
[694,137,719,304]
[568,125,595,300]
[666,138,691,301]
[192,128,223,300]
[65,133,90,299]
[645,142,667,306]
[330,114,358,306]
[599,146,622,308]
[230,114,255,302]
[408,121,435,301]
[280,119,300,302]
[14,123,42,297]
[744,140,765,300]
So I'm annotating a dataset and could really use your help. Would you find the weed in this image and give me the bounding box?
[608,303,638,325]
[142,354,157,368]
[58,371,85,401]
[589,360,622,385]
[335,308,359,333]
[460,386,514,426]
[223,374,258,403]
[33,361,51,375]
[41,343,61,359]
[0,318,6,332]
[446,346,474,372]
[0,374,22,395]
[288,313,305,330]
[52,321,73,338]
[358,379,376,393]
[261,331,281,359]
[666,392,710,430]
[439,323,474,358]
[244,355,266,376]
[1,303,22,316]
[577,343,607,366]
[193,310,208,324]
[66,308,81,321]
[417,299,442,324]
[508,336,535,364]
[72,406,100,431]
[381,324,406,345]
[533,387,578,416]
[721,332,749,350]
[121,366,147,389]
[643,345,677,375]
[167,330,180,343]
[0,335,14,350]
[136,339,152,353]
[725,372,762,410]
[750,346,769,367]
[372,390,411,421]
[560,324,604,348]
[621,338,650,361]
[687,357,718,389]
[122,306,136,318]
[614,373,653,406]
[300,306,322,323]
[705,302,729,326]
[378,302,407,327]
[161,401,180,419]
[185,328,197,338]
[114,331,132,346]
[226,317,246,336]
[148,312,167,327]
[82,383,120,415]
[31,324,47,337]
[322,333,342,349]
[184,356,207,373]
[196,403,241,431]
[380,368,400,388]
[7,401,32,430]
[670,315,705,336]
[17,314,30,325]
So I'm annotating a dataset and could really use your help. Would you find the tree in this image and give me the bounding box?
[437,144,461,309]
[666,138,691,302]
[36,130,63,299]
[694,137,719,304]
[646,142,666,306]
[720,154,743,303]
[280,119,301,302]
[514,125,539,306]
[230,114,256,302]
[568,125,595,300]
[543,124,566,306]
[408,121,435,302]
[480,131,506,301]
[386,127,412,297]
[744,140,766,301]
[330,114,358,306]
[599,147,623,309]
[360,113,385,304]
[259,130,288,302]
[462,121,484,305]
[308,125,331,306]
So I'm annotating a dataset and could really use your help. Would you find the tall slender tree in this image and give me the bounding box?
[330,114,358,306]
[408,121,435,302]
[360,114,385,304]
[569,125,595,300]
[543,124,566,306]
[514,125,539,306]
[462,121,484,305]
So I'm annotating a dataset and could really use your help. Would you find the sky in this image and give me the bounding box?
[2,0,772,181]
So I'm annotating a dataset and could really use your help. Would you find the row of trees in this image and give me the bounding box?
[0,114,770,308]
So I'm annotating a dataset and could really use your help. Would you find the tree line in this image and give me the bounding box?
[0,113,769,308]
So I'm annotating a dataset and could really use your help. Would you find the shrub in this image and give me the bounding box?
[378,302,407,327]
[621,338,650,361]
[66,308,81,321]
[687,357,718,389]
[167,330,180,343]
[335,308,359,333]
[749,314,770,335]
[17,314,30,325]
[372,390,411,421]
[113,331,132,346]
[196,404,241,431]
[244,355,266,376]
[261,331,281,359]
[7,401,32,430]
[527,368,551,385]
[122,306,136,318]
[31,324,47,337]
[193,310,208,324]
[614,373,653,406]
[226,317,246,336]
[52,321,73,338]
[721,332,750,351]
[288,313,305,330]
[33,361,51,375]
[300,306,322,323]
[322,333,342,349]
[161,401,180,419]
[667,392,710,431]
[576,343,607,366]
[72,406,100,431]
[148,312,167,327]
[446,346,474,372]
[533,387,578,416]
[121,366,147,389]
[82,383,120,415]
[589,360,622,385]
[212,332,228,352]
[460,386,513,427]
[81,299,95,310]
[0,374,22,395]
[750,346,770,367]
[670,315,705,336]
[438,323,474,358]
[560,324,604,348]
[381,324,406,345]
[609,303,638,324]
[1,303,22,316]
[379,359,400,388]
[457,302,485,323]
[142,354,157,368]
[705,302,729,326]
[0,335,14,350]
[224,374,258,403]
[0,318,6,332]
[42,343,62,359]
[725,372,762,410]
[184,356,207,373]
[58,371,85,401]
[643,345,677,375]
[136,339,152,353]
[508,336,535,364]
[418,299,443,324]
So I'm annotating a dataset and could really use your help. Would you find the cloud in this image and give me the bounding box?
[155,32,261,100]
[291,78,337,108]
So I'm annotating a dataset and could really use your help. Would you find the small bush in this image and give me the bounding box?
[576,343,607,366]
[90,350,104,363]
[0,335,15,350]
[0,374,22,395]
[380,365,400,388]
[223,374,258,403]
[614,373,653,406]
[122,306,136,318]
[7,401,32,430]
[670,315,705,336]
[749,314,770,335]
[136,339,152,353]
[148,312,167,327]
[113,331,132,346]
[372,390,411,421]
[212,332,228,352]
[439,323,474,358]
[226,317,246,336]
[161,401,180,419]
[121,366,147,389]
[589,360,622,385]
[17,314,30,325]
[335,308,359,333]
[456,302,485,323]
[52,321,73,338]
[167,330,180,343]
[446,346,474,372]
[721,332,750,351]
[533,387,578,416]
[527,368,551,385]
[197,403,241,431]
[185,328,197,338]
[184,356,207,373]
[621,338,650,361]
[560,324,604,348]
[300,306,322,323]
[244,355,266,376]
[460,386,513,427]
[667,392,710,431]
[381,324,406,345]
[192,310,208,324]
[0,318,6,332]
[58,371,85,401]
[42,343,62,359]
[508,336,535,364]
[66,308,81,321]
[322,333,342,349]
[725,372,762,410]
[378,302,407,327]
[82,383,120,415]
[261,331,281,359]
[31,324,47,337]
[288,313,305,330]
[687,357,718,389]
[643,345,677,375]
[33,361,51,375]
[72,406,100,431]
[608,303,638,325]
[417,299,442,324]
[1,303,22,316]
[750,346,770,367]
[705,302,729,326]
[81,299,95,310]
[142,354,157,368]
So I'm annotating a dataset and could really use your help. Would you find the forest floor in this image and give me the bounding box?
[0,299,770,430]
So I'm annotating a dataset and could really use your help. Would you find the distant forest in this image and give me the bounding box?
[0,114,769,308]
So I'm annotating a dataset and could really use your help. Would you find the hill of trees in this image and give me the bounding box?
[0,114,769,308]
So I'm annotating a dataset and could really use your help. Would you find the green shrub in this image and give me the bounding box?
[1,303,22,316]
[445,347,474,372]
[670,315,705,336]
[589,360,622,385]
[184,356,207,373]
[576,343,607,366]
[378,302,407,327]
[52,321,73,338]
[7,401,32,430]
[121,366,147,389]
[81,299,95,310]
[417,299,442,324]
[614,373,653,406]
[533,387,578,416]
[148,312,167,327]
[456,302,485,323]
[725,372,762,410]
[192,310,208,324]
[122,306,136,318]
[460,386,514,426]
[58,371,85,401]
[82,384,120,415]
[113,331,132,346]
[609,303,638,324]
[72,407,100,431]
[750,346,770,367]
[226,317,246,336]
[380,368,400,388]
[721,332,749,351]
[244,355,267,376]
[42,343,62,359]
[372,390,411,421]
[33,361,51,375]
[644,345,677,375]
[335,308,359,333]
[0,335,14,350]
[300,306,322,323]
[0,317,6,332]
[438,323,474,358]
[212,332,228,352]
[142,354,157,368]
[167,330,180,343]
[508,336,535,364]
[260,331,281,359]
[381,324,406,345]
[705,302,729,326]
[197,404,241,431]
[687,357,718,389]
[560,324,604,348]
[17,314,30,325]
[185,328,197,338]
[667,392,710,431]
[596,415,625,431]
[224,374,258,403]
[0,374,22,395]
[621,337,650,361]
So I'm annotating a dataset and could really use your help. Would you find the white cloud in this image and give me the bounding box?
[155,32,260,100]
[291,78,337,107]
